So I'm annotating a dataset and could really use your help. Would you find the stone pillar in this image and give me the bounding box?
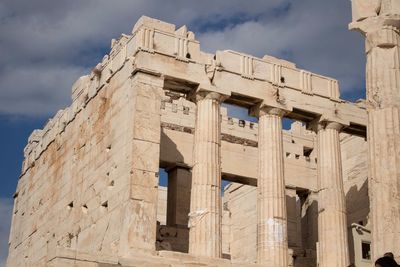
[257,107,288,266]
[367,26,400,258]
[167,166,192,226]
[350,12,400,260]
[120,72,164,256]
[367,26,400,260]
[188,92,222,258]
[316,121,349,267]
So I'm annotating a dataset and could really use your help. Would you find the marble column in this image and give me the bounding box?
[366,26,400,260]
[257,107,288,266]
[316,121,349,267]
[188,92,222,258]
[350,11,400,260]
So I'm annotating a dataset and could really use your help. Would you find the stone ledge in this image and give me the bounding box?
[47,248,274,267]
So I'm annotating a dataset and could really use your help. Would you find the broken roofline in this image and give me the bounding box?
[22,16,366,176]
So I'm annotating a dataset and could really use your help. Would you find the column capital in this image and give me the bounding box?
[260,106,287,117]
[349,13,400,36]
[250,103,292,118]
[323,121,344,131]
[365,25,400,53]
[308,114,350,133]
[188,90,229,103]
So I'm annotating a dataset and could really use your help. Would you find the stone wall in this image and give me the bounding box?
[8,60,144,265]
[7,22,165,264]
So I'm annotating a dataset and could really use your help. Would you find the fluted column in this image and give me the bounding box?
[316,121,349,267]
[350,12,400,260]
[366,26,400,260]
[257,107,288,266]
[188,92,222,258]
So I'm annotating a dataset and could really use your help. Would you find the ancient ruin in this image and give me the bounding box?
[350,0,400,262]
[5,3,399,265]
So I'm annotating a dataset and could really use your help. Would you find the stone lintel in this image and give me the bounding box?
[131,71,165,90]
[130,40,366,130]
[131,65,163,79]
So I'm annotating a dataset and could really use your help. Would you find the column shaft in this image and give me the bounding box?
[317,123,349,267]
[366,26,400,259]
[257,108,288,266]
[188,93,222,258]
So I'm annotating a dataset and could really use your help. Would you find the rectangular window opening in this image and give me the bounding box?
[361,241,371,260]
[303,147,313,157]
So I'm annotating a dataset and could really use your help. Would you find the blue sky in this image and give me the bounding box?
[0,0,366,265]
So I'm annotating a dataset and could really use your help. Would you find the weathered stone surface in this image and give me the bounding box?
[189,92,223,258]
[257,107,288,266]
[6,15,374,267]
[350,4,400,262]
[315,121,349,267]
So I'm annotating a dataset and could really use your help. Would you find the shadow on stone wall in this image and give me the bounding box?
[345,179,369,265]
[298,192,318,267]
[159,129,185,167]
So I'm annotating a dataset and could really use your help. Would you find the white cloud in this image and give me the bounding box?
[0,65,87,116]
[0,0,365,117]
[0,198,13,267]
[199,0,366,94]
